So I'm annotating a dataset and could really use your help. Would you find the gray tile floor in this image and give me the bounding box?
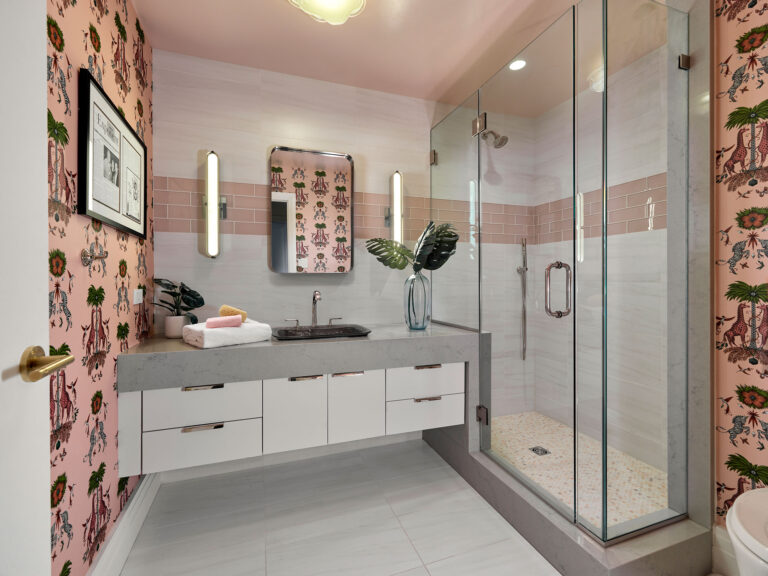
[121,440,559,576]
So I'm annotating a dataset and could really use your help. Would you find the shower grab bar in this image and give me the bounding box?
[544,261,572,318]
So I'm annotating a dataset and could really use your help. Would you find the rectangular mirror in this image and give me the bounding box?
[269,146,354,273]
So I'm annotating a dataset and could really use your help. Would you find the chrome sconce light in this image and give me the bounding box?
[385,171,404,243]
[204,151,226,258]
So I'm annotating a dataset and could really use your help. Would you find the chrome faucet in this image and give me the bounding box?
[311,290,322,326]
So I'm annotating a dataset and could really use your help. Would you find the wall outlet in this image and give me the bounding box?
[133,289,144,305]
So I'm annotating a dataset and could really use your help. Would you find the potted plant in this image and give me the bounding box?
[365,221,459,330]
[153,278,205,338]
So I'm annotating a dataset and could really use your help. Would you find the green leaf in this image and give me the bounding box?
[726,281,768,304]
[365,238,413,270]
[114,13,127,42]
[87,285,105,307]
[47,109,69,145]
[412,222,436,273]
[725,100,768,130]
[726,453,768,485]
[179,283,205,309]
[423,223,459,271]
[185,312,198,324]
[88,463,106,495]
[117,477,129,495]
[153,278,177,290]
[50,343,71,356]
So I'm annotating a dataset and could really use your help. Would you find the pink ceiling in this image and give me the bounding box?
[132,0,566,104]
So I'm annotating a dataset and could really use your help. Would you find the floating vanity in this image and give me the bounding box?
[117,323,477,476]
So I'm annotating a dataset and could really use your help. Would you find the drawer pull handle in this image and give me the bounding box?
[415,364,442,370]
[181,384,224,392]
[332,371,364,377]
[181,422,225,433]
[414,396,442,403]
[289,375,324,381]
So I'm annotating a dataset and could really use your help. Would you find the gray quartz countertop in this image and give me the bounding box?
[117,323,478,392]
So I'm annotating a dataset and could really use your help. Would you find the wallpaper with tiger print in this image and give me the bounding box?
[714,1,768,520]
[46,0,153,573]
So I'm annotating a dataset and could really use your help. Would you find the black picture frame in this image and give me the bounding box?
[77,68,147,238]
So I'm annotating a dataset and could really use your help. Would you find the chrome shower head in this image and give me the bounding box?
[482,130,508,148]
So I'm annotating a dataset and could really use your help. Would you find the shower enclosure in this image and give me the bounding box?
[430,0,688,542]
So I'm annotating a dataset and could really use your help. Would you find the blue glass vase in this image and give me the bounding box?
[404,271,431,330]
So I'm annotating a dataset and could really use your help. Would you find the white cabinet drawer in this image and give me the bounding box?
[386,393,464,435]
[328,369,385,444]
[142,417,262,474]
[386,362,464,401]
[142,380,262,432]
[263,375,328,454]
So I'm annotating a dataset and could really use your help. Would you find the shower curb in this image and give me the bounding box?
[424,427,712,576]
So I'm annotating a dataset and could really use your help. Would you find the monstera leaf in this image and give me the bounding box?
[412,222,436,273]
[365,238,414,270]
[153,278,177,290]
[423,223,458,271]
[152,278,205,323]
[365,220,459,274]
[179,283,205,310]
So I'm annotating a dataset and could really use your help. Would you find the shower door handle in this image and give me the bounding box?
[544,261,572,318]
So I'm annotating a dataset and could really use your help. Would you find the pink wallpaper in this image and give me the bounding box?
[714,3,768,521]
[46,0,153,574]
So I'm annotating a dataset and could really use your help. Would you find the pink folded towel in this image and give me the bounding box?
[205,315,243,329]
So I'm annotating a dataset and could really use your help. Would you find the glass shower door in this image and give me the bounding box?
[478,9,577,520]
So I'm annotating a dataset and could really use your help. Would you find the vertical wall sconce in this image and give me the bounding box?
[389,171,404,243]
[204,151,220,258]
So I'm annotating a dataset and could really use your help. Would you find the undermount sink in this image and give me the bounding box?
[272,324,371,340]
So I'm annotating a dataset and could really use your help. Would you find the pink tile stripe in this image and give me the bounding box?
[154,172,666,244]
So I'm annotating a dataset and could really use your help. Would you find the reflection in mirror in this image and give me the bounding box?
[269,147,354,273]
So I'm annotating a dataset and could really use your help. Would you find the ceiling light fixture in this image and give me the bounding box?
[288,0,366,25]
[508,59,526,71]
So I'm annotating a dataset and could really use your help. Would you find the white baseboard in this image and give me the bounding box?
[88,432,420,574]
[87,473,162,576]
[712,524,739,576]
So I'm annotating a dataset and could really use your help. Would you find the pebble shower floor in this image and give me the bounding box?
[490,411,668,529]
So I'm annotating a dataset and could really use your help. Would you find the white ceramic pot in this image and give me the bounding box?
[164,315,189,338]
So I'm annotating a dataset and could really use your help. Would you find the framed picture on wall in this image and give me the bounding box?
[77,69,147,238]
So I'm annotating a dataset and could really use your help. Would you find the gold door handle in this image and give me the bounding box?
[19,346,74,382]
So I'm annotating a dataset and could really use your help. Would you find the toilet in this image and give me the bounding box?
[727,487,768,575]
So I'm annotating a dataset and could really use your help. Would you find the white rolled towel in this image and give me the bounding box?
[183,319,272,349]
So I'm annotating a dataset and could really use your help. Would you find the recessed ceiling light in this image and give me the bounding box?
[288,0,366,25]
[508,60,526,71]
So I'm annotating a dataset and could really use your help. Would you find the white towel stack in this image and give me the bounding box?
[182,319,272,349]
